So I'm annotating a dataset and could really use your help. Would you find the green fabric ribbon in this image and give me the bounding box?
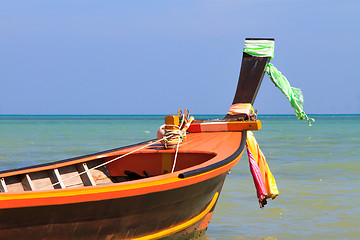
[266,63,314,125]
[243,39,275,59]
[243,39,314,125]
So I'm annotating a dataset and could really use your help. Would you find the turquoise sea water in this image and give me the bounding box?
[0,115,359,239]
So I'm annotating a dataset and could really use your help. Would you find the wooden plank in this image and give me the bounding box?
[87,160,113,185]
[49,169,66,189]
[187,120,261,133]
[0,178,8,192]
[4,176,25,192]
[29,171,54,190]
[76,163,96,186]
[58,166,83,188]
[21,174,35,191]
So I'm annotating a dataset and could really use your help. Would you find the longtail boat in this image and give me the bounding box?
[0,38,297,239]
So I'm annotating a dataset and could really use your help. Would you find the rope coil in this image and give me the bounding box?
[161,109,194,148]
[163,127,184,148]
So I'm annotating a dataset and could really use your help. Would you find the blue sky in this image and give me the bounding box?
[1,0,359,115]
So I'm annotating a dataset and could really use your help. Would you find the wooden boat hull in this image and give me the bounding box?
[0,174,225,239]
[0,131,247,239]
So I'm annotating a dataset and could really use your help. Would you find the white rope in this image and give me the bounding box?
[171,136,181,173]
[40,136,172,191]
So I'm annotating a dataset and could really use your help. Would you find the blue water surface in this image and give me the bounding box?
[0,114,359,239]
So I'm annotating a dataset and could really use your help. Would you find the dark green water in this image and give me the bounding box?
[0,115,359,239]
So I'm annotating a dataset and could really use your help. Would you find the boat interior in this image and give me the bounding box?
[0,150,217,193]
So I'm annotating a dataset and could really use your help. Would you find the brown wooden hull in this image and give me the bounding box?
[0,131,247,239]
[0,173,226,239]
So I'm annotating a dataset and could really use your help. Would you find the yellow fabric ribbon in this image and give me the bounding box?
[246,131,279,207]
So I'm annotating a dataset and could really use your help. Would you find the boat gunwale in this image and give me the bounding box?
[0,130,246,180]
[0,131,247,209]
[0,154,241,209]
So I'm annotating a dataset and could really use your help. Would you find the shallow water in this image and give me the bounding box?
[0,115,359,239]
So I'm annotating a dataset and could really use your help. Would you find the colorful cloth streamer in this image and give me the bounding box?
[246,131,279,208]
[266,63,315,126]
[243,39,275,59]
[243,39,314,126]
[227,103,253,116]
